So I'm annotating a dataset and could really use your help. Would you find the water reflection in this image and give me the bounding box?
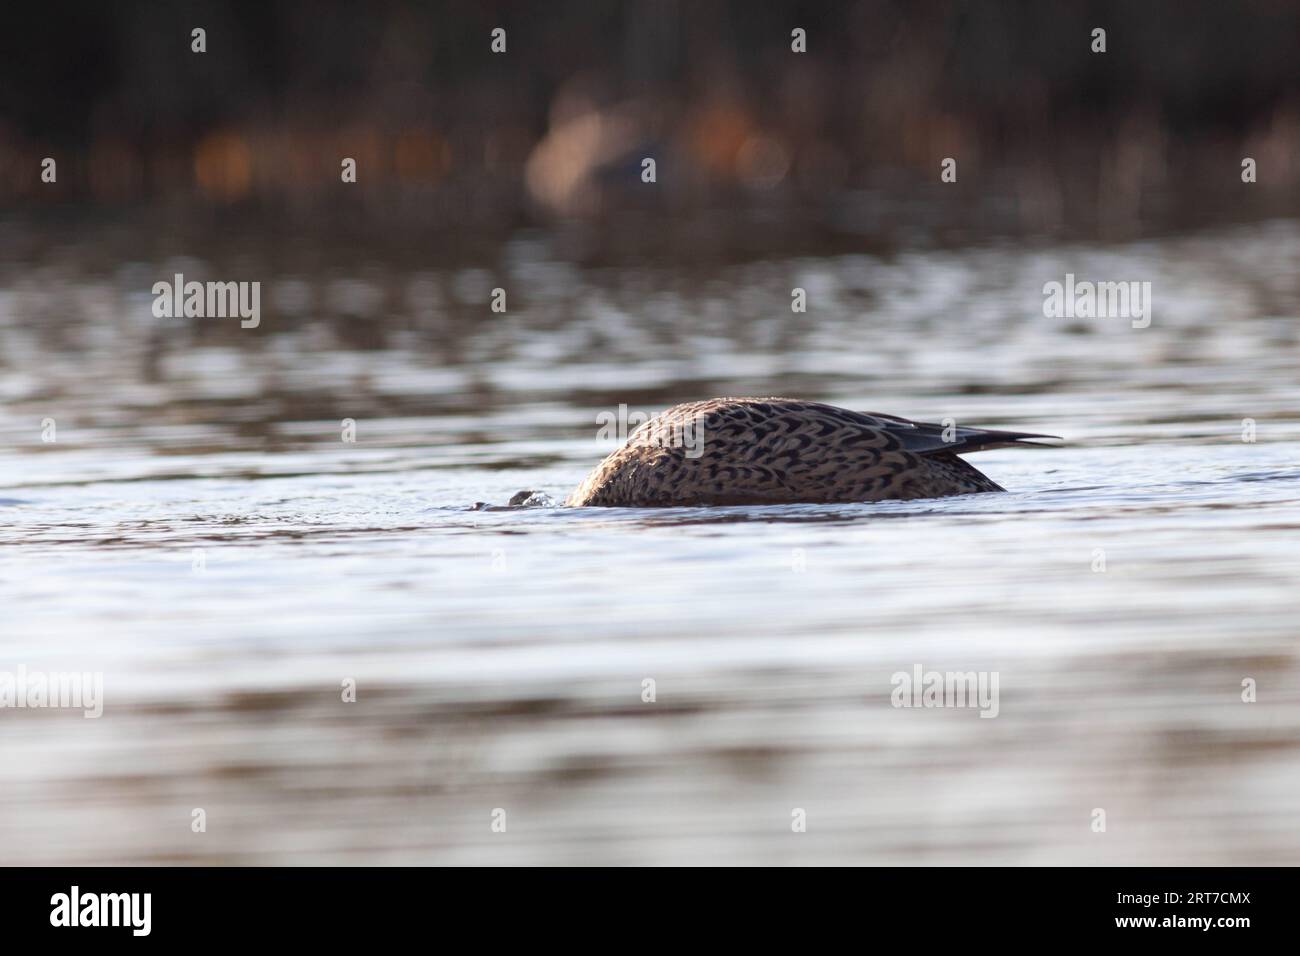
[1,221,1298,864]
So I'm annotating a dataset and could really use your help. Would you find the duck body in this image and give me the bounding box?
[566,398,1057,507]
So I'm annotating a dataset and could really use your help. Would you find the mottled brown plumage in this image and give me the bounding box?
[567,398,1057,507]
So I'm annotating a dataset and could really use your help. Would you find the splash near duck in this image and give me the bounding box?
[566,398,1058,507]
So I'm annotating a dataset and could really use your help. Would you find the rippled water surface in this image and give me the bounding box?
[2,221,1299,864]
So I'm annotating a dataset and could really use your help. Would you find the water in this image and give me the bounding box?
[2,221,1299,864]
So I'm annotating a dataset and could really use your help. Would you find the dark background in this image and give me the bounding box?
[2,0,1298,258]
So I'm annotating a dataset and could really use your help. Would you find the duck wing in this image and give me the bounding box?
[857,410,1062,456]
[769,402,1057,456]
[656,399,1060,456]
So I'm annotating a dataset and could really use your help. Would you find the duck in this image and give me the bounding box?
[564,397,1058,507]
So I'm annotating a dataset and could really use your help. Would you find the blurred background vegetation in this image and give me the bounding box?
[1,0,1298,262]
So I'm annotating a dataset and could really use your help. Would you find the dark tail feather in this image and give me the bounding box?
[944,429,1063,454]
[855,410,1062,456]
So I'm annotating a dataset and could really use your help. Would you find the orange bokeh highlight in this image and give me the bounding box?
[194,131,253,201]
